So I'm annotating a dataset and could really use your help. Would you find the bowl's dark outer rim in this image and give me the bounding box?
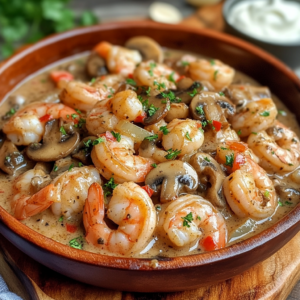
[0,20,300,272]
[223,0,300,47]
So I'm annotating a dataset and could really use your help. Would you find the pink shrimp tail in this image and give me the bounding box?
[13,184,54,220]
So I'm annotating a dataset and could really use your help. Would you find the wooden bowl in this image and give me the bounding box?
[1,21,300,293]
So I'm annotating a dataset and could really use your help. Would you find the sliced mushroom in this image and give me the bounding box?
[189,153,226,208]
[31,165,52,194]
[125,36,163,63]
[0,140,28,175]
[190,92,235,130]
[145,160,198,202]
[86,52,108,78]
[72,136,97,165]
[275,185,300,203]
[26,119,80,162]
[165,103,189,122]
[224,84,271,110]
[139,138,168,163]
[50,156,82,178]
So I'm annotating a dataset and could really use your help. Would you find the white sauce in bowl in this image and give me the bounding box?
[228,0,300,43]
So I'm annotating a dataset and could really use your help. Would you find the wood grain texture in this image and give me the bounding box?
[2,231,300,300]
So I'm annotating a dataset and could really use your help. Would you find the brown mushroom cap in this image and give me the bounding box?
[86,51,108,78]
[189,152,226,208]
[190,92,235,130]
[0,140,28,175]
[275,185,300,203]
[71,136,97,165]
[125,36,163,63]
[26,119,80,162]
[50,156,82,178]
[145,160,198,203]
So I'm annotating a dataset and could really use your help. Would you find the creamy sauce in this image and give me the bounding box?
[228,0,300,43]
[0,50,299,258]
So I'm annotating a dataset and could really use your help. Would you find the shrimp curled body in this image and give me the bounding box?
[83,182,156,255]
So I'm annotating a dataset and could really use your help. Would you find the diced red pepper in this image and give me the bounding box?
[200,236,218,251]
[100,131,116,142]
[212,120,222,132]
[134,112,147,123]
[141,185,154,197]
[239,86,245,90]
[127,73,134,79]
[50,71,74,83]
[176,75,186,83]
[100,75,106,80]
[227,141,248,153]
[196,123,202,129]
[39,114,53,123]
[232,153,245,172]
[66,223,77,233]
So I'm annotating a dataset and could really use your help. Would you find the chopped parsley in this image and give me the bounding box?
[181,61,190,66]
[188,88,198,97]
[60,126,67,135]
[165,149,181,160]
[92,137,105,145]
[78,162,83,167]
[53,165,58,172]
[202,121,207,128]
[271,151,275,155]
[148,62,156,76]
[156,205,162,211]
[260,111,270,117]
[161,90,181,103]
[181,212,193,227]
[148,104,159,117]
[264,190,270,198]
[278,110,286,116]
[204,157,210,162]
[197,216,201,220]
[59,216,63,222]
[219,92,225,97]
[5,108,16,118]
[74,118,86,128]
[285,201,293,205]
[75,109,82,114]
[154,81,166,90]
[68,164,74,172]
[213,70,218,81]
[196,106,204,115]
[251,132,258,135]
[69,236,83,249]
[144,134,158,141]
[237,129,242,136]
[221,147,228,150]
[83,139,92,148]
[126,78,137,86]
[168,71,176,83]
[225,153,234,168]
[71,113,78,120]
[185,132,192,141]
[111,131,121,142]
[159,126,169,135]
[103,177,118,197]
[90,78,96,84]
[278,201,283,207]
[151,163,157,168]
[146,86,151,96]
[210,59,215,66]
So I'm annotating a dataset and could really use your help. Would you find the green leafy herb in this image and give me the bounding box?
[204,157,210,162]
[159,126,169,135]
[199,127,204,133]
[156,205,161,211]
[278,201,283,207]
[4,108,16,118]
[202,121,207,128]
[168,72,176,83]
[148,104,159,117]
[197,216,201,220]
[252,132,258,135]
[225,153,234,168]
[195,106,204,116]
[278,110,286,116]
[271,151,275,155]
[188,88,198,97]
[289,163,294,166]
[264,190,270,198]
[83,139,92,148]
[53,165,58,172]
[144,134,158,141]
[181,61,190,66]
[60,126,67,135]
[260,111,270,117]
[237,129,242,136]
[126,78,136,86]
[154,81,166,90]
[210,59,215,66]
[148,62,156,76]
[78,162,83,167]
[181,212,193,228]
[75,109,82,114]
[59,216,63,222]
[213,70,218,81]
[69,236,83,250]
[221,147,229,150]
[151,163,157,168]
[90,78,96,84]
[92,137,105,145]
[161,90,181,103]
[74,118,86,128]
[185,132,192,141]
[111,131,121,142]
[285,201,293,205]
[219,92,225,97]
[165,149,181,160]
[68,164,74,172]
[103,177,118,197]
[146,86,151,96]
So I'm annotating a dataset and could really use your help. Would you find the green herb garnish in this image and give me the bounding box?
[185,132,192,141]
[69,236,83,250]
[219,92,225,97]
[182,212,193,228]
[260,111,270,117]
[92,137,105,145]
[204,157,210,162]
[68,164,74,172]
[148,104,159,117]
[196,106,204,115]
[60,126,67,135]
[103,177,118,198]
[225,153,234,168]
[168,71,176,83]
[111,131,121,142]
[126,78,136,86]
[53,165,58,172]
[144,134,158,141]
[182,61,190,66]
[188,88,198,97]
[165,149,181,160]
[213,70,218,81]
[59,216,63,222]
[159,126,169,135]
[151,163,157,168]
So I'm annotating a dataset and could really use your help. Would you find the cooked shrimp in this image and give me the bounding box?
[158,194,227,250]
[231,98,277,137]
[91,132,154,183]
[162,119,204,156]
[83,182,156,255]
[59,75,123,112]
[86,90,143,135]
[94,41,142,76]
[188,59,235,90]
[215,143,276,219]
[51,166,101,219]
[11,169,54,220]
[12,166,101,220]
[134,61,179,93]
[247,121,300,172]
[3,102,77,145]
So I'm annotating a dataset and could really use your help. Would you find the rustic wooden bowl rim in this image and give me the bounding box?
[1,20,300,271]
